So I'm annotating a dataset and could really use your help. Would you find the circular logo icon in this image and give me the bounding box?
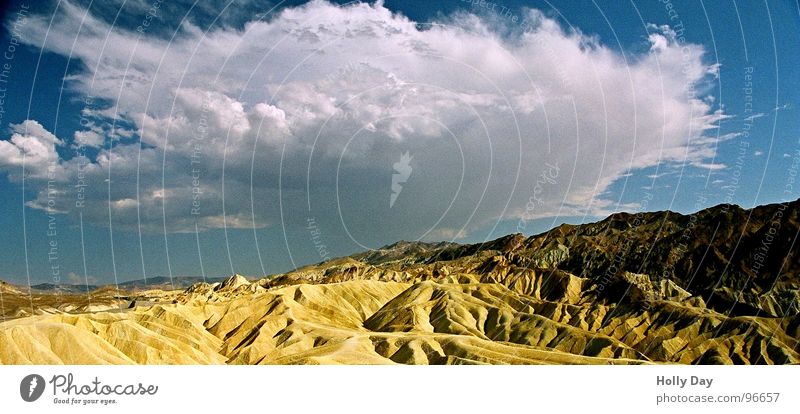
[20,374,45,402]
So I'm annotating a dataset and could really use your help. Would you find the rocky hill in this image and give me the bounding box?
[1,200,798,364]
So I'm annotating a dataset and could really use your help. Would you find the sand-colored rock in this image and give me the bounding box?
[1,276,796,364]
[1,200,798,364]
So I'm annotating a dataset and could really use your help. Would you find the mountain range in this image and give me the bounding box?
[28,276,228,293]
[1,199,797,364]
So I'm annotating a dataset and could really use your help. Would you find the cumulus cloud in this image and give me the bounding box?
[0,120,66,180]
[2,0,727,248]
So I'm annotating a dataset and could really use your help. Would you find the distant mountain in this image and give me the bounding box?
[118,276,227,289]
[28,276,226,293]
[359,199,799,317]
[2,199,798,365]
[351,240,458,265]
[29,283,98,293]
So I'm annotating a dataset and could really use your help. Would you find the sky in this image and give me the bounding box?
[0,0,798,286]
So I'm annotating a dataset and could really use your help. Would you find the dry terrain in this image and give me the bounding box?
[1,200,798,364]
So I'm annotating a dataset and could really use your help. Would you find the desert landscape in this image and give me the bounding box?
[1,200,797,365]
[1,2,798,413]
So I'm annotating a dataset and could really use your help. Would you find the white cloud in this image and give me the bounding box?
[67,271,97,285]
[0,120,66,180]
[74,126,105,147]
[693,162,727,171]
[3,0,728,243]
[424,227,468,241]
[744,112,767,122]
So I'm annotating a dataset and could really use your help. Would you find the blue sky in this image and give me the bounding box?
[0,0,798,285]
